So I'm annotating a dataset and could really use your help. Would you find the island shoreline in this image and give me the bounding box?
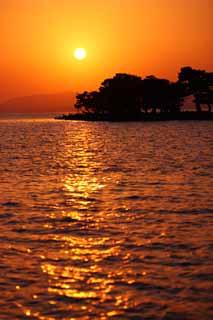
[55,111,213,122]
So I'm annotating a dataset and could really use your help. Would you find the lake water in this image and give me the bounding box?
[0,115,212,320]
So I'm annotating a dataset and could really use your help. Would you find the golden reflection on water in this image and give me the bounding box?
[39,140,168,319]
[40,240,124,300]
[64,176,105,195]
[39,141,130,318]
[1,122,211,319]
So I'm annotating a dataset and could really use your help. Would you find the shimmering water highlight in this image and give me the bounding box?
[0,118,212,319]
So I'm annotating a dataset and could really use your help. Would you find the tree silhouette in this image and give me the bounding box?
[74,67,212,120]
[143,76,170,113]
[75,73,143,119]
[179,66,213,112]
[99,73,143,117]
[75,91,100,113]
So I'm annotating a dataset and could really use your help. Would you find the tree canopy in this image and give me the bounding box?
[178,67,213,112]
[74,67,212,119]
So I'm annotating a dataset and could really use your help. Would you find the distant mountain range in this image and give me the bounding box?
[0,91,76,113]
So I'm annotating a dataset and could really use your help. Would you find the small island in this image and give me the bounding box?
[56,66,213,121]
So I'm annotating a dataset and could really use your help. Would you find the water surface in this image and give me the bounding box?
[0,117,212,319]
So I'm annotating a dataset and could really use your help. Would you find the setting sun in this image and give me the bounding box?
[74,48,87,61]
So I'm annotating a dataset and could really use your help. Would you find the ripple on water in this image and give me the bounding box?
[1,201,21,207]
[0,120,212,319]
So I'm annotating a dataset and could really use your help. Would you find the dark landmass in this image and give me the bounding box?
[56,66,213,122]
[56,111,213,122]
[0,91,76,113]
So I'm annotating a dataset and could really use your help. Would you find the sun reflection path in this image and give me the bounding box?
[38,125,191,319]
[64,175,105,205]
[39,145,135,317]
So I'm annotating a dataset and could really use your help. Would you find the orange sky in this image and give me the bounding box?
[0,0,212,104]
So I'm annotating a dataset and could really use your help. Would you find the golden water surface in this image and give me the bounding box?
[0,117,212,319]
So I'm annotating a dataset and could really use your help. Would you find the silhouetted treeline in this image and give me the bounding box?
[73,67,212,119]
[56,66,212,121]
[178,67,212,112]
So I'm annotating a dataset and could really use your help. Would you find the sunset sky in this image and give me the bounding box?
[0,0,212,105]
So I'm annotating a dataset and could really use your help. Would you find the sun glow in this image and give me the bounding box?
[74,48,87,61]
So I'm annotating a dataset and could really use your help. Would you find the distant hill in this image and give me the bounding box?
[0,91,76,113]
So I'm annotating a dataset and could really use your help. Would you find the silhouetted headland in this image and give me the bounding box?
[56,66,213,121]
